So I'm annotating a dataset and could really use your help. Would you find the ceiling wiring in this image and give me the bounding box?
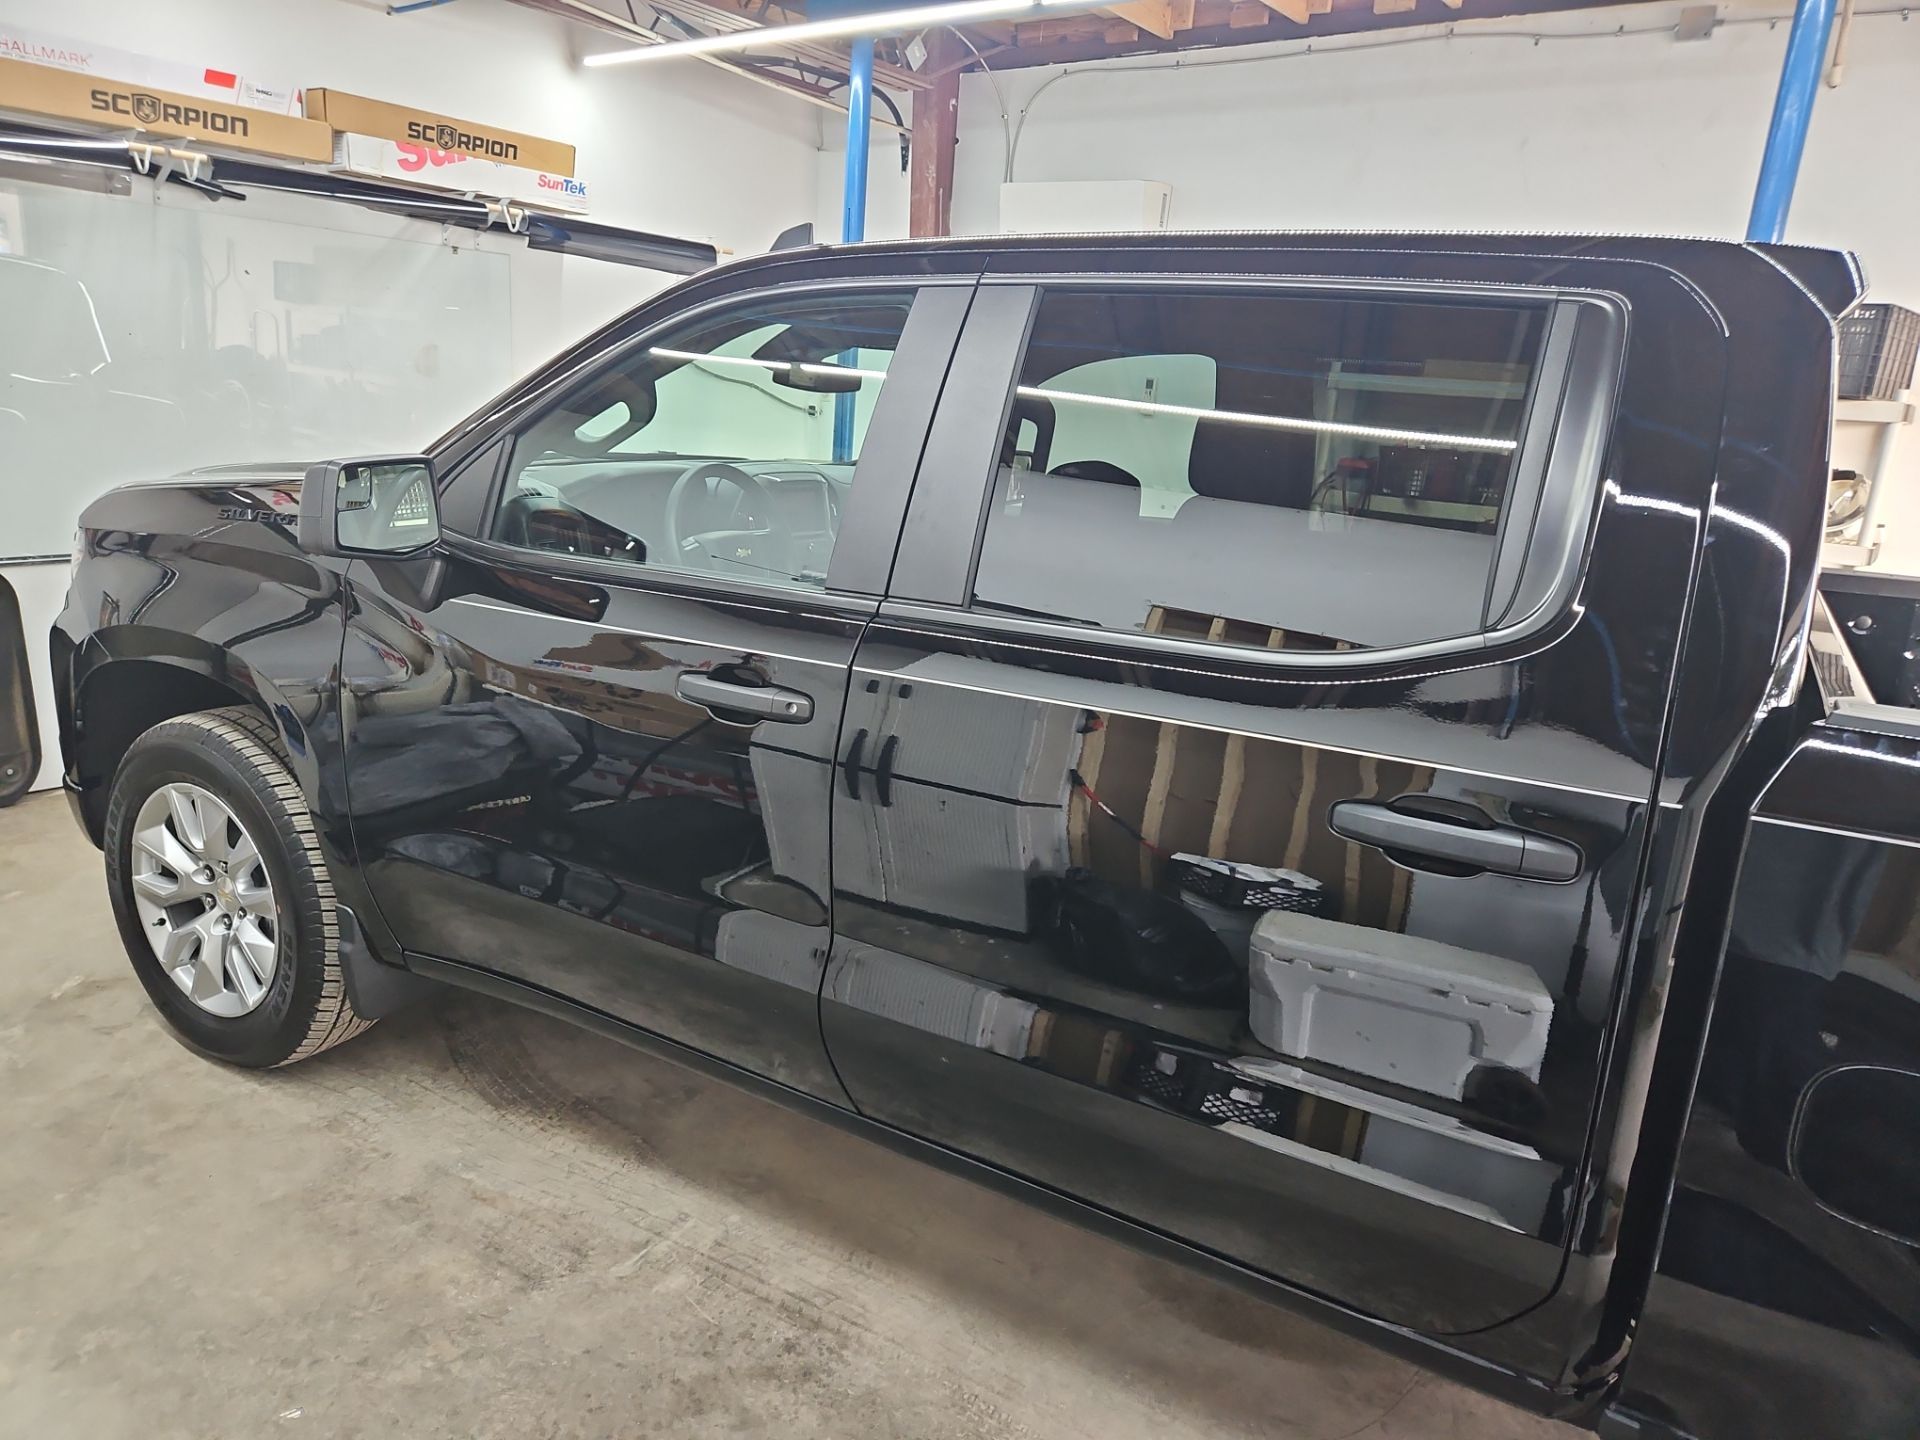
[997,5,1916,179]
[948,26,1016,182]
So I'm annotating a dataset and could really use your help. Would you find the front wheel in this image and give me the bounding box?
[103,707,372,1067]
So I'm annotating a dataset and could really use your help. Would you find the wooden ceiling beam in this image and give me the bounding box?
[646,0,934,88]
[1016,14,1131,43]
[1101,0,1180,39]
[909,29,965,236]
[989,0,1651,70]
[1253,0,1329,22]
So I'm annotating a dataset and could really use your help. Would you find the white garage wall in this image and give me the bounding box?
[0,0,823,355]
[822,2,1920,571]
[950,7,1920,286]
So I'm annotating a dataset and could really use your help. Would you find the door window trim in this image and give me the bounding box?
[439,527,890,621]
[888,274,1627,673]
[455,276,977,601]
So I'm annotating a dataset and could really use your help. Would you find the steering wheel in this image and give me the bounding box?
[663,462,778,573]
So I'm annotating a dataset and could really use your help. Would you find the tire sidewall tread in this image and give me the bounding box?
[103,707,371,1067]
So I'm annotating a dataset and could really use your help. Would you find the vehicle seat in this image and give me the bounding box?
[1049,458,1141,488]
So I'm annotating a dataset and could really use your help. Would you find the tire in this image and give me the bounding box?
[103,706,373,1067]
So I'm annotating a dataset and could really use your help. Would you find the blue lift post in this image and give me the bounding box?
[842,36,875,245]
[1747,0,1842,243]
[832,36,875,462]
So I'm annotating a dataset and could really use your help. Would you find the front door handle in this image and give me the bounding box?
[1329,800,1580,882]
[675,672,812,723]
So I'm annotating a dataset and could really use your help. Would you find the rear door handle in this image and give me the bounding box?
[844,728,867,799]
[1329,800,1580,882]
[675,672,813,723]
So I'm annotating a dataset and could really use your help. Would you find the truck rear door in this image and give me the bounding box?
[816,244,1725,1336]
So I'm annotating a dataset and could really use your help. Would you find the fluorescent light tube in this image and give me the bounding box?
[650,347,887,380]
[645,349,1515,453]
[1022,386,1521,454]
[585,0,1092,67]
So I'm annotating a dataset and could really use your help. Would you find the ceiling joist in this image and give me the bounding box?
[1254,0,1330,23]
[1101,0,1180,39]
[516,0,1656,102]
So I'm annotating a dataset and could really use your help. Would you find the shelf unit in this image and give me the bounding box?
[1825,394,1914,568]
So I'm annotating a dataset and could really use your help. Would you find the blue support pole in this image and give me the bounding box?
[1746,0,1840,243]
[841,36,874,245]
[833,36,875,462]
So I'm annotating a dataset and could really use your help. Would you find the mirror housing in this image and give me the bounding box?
[299,456,440,559]
[773,362,863,395]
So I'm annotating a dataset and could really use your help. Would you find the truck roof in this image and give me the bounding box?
[711,229,1866,320]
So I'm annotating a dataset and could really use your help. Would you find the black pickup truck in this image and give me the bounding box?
[51,233,1920,1440]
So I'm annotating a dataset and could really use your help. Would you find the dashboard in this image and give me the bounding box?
[505,456,853,587]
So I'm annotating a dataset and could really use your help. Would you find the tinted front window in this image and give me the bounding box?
[973,290,1549,651]
[493,292,912,592]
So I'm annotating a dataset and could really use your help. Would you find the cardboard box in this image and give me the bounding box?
[0,22,298,114]
[0,56,330,161]
[305,89,573,177]
[332,132,588,214]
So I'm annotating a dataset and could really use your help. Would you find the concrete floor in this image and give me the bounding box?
[0,790,1575,1440]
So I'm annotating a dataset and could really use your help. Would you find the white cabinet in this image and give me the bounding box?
[837,688,1078,933]
[997,180,1172,236]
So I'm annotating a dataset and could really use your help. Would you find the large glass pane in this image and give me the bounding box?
[0,173,515,561]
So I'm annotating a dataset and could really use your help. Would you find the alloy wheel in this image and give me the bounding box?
[129,783,280,1018]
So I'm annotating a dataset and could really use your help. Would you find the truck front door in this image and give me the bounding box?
[341,281,969,1101]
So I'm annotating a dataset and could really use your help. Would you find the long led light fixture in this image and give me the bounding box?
[585,0,1094,66]
[1022,386,1520,453]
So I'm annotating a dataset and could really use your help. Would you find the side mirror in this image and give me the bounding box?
[299,456,440,558]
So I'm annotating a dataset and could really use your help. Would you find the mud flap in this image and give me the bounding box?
[336,903,441,1021]
[0,576,39,807]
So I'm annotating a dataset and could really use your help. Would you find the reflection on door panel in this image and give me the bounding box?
[1628,741,1920,1437]
[822,627,1650,1334]
[342,569,858,1102]
[832,679,1078,930]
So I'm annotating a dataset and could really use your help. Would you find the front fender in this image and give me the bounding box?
[57,512,410,970]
